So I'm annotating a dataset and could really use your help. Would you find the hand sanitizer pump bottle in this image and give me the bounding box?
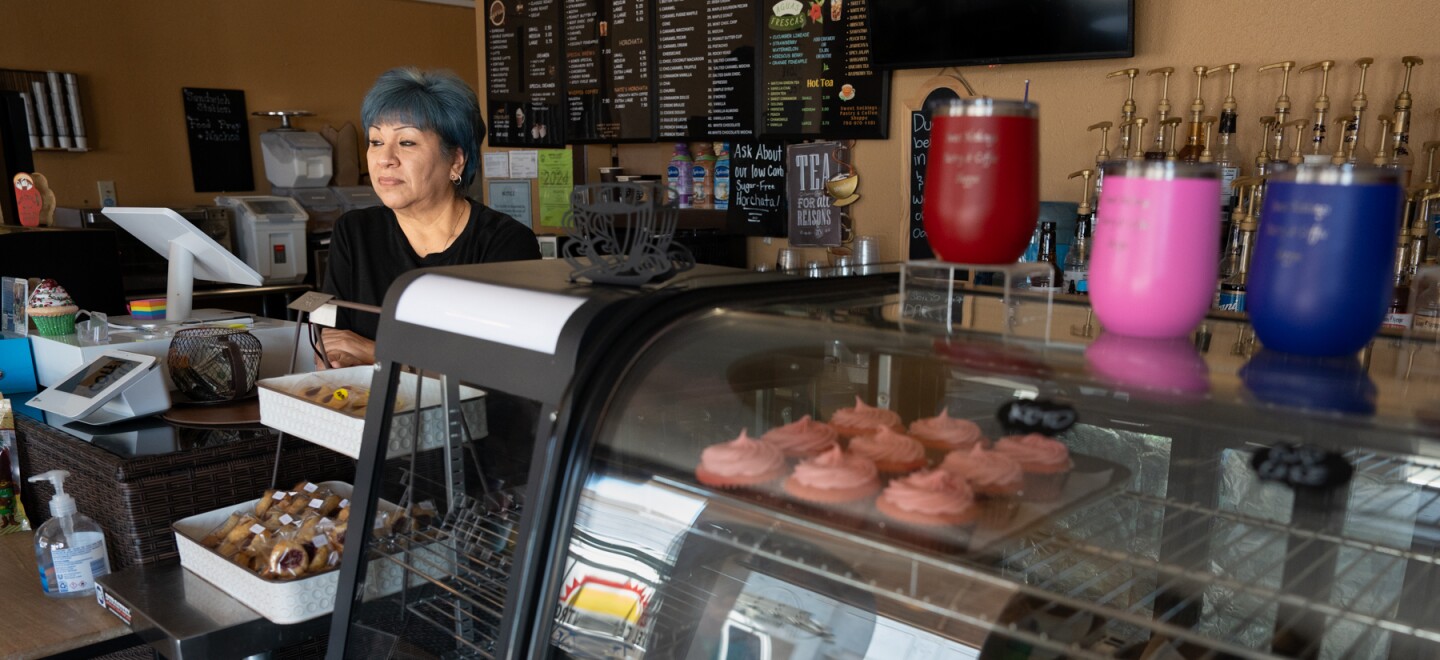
[28,470,110,598]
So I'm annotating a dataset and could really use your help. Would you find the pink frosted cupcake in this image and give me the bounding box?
[993,433,1072,502]
[828,396,904,438]
[941,445,1024,527]
[875,469,977,553]
[875,469,977,527]
[909,408,987,454]
[761,415,839,459]
[783,445,881,504]
[848,426,928,475]
[695,430,787,488]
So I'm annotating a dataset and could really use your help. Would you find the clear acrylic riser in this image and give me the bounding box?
[899,260,1068,340]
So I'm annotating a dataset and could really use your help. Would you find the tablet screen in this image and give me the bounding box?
[54,356,142,399]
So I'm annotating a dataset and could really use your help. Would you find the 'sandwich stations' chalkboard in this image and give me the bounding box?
[181,87,254,193]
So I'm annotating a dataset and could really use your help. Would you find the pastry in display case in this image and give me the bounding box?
[326,259,1440,659]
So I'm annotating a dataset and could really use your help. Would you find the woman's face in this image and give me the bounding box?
[367,122,464,212]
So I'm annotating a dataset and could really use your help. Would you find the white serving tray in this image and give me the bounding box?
[257,366,486,459]
[172,481,447,624]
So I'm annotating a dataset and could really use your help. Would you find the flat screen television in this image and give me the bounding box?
[866,0,1134,70]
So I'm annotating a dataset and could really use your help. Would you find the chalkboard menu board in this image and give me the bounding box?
[486,0,567,147]
[759,0,888,139]
[726,140,787,236]
[908,87,959,260]
[181,88,254,193]
[563,0,655,142]
[654,0,758,139]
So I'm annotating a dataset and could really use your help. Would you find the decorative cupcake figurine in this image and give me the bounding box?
[848,426,928,474]
[941,444,1024,527]
[828,396,904,438]
[909,408,987,454]
[761,415,839,459]
[783,445,881,504]
[27,279,78,336]
[695,429,787,489]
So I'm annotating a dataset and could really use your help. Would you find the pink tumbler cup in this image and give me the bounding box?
[1089,161,1221,338]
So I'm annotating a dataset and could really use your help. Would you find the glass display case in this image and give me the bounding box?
[329,259,1440,659]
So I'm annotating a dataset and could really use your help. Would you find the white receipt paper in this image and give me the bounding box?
[509,150,539,179]
[482,152,510,179]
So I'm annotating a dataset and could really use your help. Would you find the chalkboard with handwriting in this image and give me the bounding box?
[726,140,788,236]
[909,86,959,260]
[182,88,254,192]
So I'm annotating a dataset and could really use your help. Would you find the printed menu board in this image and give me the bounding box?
[759,0,888,138]
[563,0,655,142]
[654,0,758,139]
[486,0,567,147]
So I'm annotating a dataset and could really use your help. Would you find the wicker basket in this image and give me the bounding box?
[16,414,354,571]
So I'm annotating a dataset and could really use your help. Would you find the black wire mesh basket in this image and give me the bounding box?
[563,182,695,286]
[167,327,263,402]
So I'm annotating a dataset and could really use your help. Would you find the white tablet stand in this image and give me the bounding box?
[100,207,264,321]
[28,350,172,425]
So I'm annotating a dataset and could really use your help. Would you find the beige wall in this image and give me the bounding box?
[5,0,478,209]
[480,0,1440,268]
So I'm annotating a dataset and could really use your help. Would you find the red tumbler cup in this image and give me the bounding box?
[922,99,1040,264]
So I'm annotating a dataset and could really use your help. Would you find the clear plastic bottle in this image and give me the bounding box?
[1213,114,1242,219]
[28,470,109,598]
[1064,213,1092,295]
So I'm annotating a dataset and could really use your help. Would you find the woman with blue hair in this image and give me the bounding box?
[320,67,539,367]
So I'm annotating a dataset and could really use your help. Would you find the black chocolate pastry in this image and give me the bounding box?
[997,399,1078,436]
[1250,442,1354,490]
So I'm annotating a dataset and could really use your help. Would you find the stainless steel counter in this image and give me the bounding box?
[96,562,328,659]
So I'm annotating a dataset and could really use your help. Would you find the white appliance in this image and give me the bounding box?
[214,195,309,285]
[256,113,333,189]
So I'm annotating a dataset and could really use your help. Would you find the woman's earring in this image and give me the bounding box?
[451,173,461,185]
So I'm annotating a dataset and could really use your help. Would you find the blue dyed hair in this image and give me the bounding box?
[361,68,485,189]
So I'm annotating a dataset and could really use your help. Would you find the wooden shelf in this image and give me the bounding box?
[675,208,729,231]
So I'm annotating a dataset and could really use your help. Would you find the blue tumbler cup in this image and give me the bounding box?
[1249,166,1404,356]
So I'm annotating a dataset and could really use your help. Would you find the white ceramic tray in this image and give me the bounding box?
[257,366,486,459]
[172,481,448,624]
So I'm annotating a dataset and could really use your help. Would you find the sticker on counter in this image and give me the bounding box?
[103,590,132,625]
[272,491,287,501]
[309,498,324,509]
[279,514,294,526]
[303,483,319,493]
[314,535,329,548]
[249,524,265,535]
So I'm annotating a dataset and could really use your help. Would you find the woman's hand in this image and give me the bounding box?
[318,328,376,368]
